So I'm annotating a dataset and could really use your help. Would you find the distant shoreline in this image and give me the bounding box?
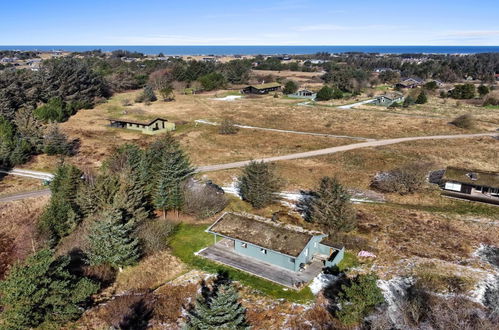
[1,45,499,56]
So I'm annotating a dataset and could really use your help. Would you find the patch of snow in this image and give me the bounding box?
[377,276,415,325]
[309,273,340,295]
[210,95,242,101]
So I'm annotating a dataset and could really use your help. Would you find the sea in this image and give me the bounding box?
[1,45,498,55]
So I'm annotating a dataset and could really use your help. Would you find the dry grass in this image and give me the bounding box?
[0,175,45,197]
[114,251,186,292]
[0,196,48,264]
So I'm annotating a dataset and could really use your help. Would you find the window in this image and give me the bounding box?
[241,243,247,248]
[444,182,462,192]
[260,248,267,254]
[289,258,295,263]
[314,242,318,248]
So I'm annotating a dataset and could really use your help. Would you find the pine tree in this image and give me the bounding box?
[415,91,428,104]
[237,161,282,208]
[309,177,357,232]
[87,208,140,270]
[39,163,83,244]
[113,169,150,224]
[186,273,248,329]
[0,249,99,329]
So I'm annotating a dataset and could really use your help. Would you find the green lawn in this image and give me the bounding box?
[169,223,314,303]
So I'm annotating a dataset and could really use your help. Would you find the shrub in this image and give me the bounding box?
[316,85,335,101]
[43,124,74,156]
[336,273,385,325]
[415,91,428,104]
[34,97,73,122]
[483,96,499,106]
[371,162,432,194]
[135,85,157,103]
[153,284,198,323]
[136,218,177,256]
[98,292,153,329]
[403,95,415,107]
[237,161,282,208]
[218,118,239,135]
[478,85,490,97]
[183,179,228,218]
[198,72,226,91]
[450,114,474,129]
[283,80,299,94]
[449,83,475,99]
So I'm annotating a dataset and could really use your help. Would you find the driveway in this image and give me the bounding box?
[0,189,51,203]
[337,99,375,109]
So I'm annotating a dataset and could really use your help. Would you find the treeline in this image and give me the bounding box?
[0,50,39,60]
[253,55,318,72]
[0,134,228,328]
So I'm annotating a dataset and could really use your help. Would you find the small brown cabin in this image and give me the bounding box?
[242,82,281,94]
[441,167,499,205]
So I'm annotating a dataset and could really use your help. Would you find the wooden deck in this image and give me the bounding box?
[197,240,324,289]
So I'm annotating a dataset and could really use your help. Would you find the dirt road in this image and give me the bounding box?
[0,189,51,203]
[196,132,497,172]
[195,119,374,141]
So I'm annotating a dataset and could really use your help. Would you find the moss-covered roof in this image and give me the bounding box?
[247,82,281,90]
[208,212,322,257]
[442,167,499,188]
[108,117,169,126]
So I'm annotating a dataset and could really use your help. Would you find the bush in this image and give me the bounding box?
[218,118,239,135]
[336,273,385,325]
[483,96,499,106]
[403,95,415,107]
[415,91,428,104]
[43,124,74,156]
[153,284,198,323]
[237,161,282,208]
[283,80,299,94]
[450,114,474,129]
[316,85,335,101]
[135,85,157,103]
[371,162,432,194]
[183,179,228,218]
[198,72,226,91]
[478,85,490,97]
[98,292,153,329]
[34,97,74,122]
[136,219,177,255]
[449,83,475,99]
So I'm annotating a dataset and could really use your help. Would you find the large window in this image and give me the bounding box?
[444,182,462,192]
[260,248,267,254]
[241,243,247,248]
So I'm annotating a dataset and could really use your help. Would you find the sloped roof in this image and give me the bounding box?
[377,92,403,100]
[442,167,499,188]
[247,82,281,90]
[108,117,169,126]
[207,212,323,257]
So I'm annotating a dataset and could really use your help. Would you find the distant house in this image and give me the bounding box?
[371,92,404,106]
[309,59,325,65]
[396,77,424,89]
[242,82,282,94]
[202,57,217,63]
[204,212,344,273]
[440,167,499,205]
[288,89,317,100]
[495,73,499,81]
[108,117,175,135]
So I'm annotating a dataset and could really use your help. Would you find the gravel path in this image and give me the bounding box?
[196,132,497,172]
[195,119,374,141]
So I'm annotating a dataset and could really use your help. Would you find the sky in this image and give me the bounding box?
[1,0,498,45]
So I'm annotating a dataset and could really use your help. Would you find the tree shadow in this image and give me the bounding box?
[119,297,154,330]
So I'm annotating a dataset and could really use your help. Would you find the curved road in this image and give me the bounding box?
[196,132,497,172]
[1,132,497,202]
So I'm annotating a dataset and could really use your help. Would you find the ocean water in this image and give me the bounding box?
[1,45,498,55]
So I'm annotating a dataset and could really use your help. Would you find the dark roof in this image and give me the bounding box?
[376,92,403,100]
[108,117,168,126]
[442,167,499,188]
[246,82,281,90]
[207,212,323,257]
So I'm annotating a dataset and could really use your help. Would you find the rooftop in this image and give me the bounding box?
[108,117,169,126]
[248,82,281,90]
[207,212,322,257]
[442,167,499,188]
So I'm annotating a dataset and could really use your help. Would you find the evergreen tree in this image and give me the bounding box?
[316,85,335,101]
[86,208,140,270]
[39,163,83,244]
[415,91,428,104]
[0,249,99,329]
[309,177,357,232]
[237,161,282,209]
[43,124,73,155]
[186,273,248,329]
[336,274,385,325]
[283,80,299,94]
[478,85,490,97]
[113,169,150,224]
